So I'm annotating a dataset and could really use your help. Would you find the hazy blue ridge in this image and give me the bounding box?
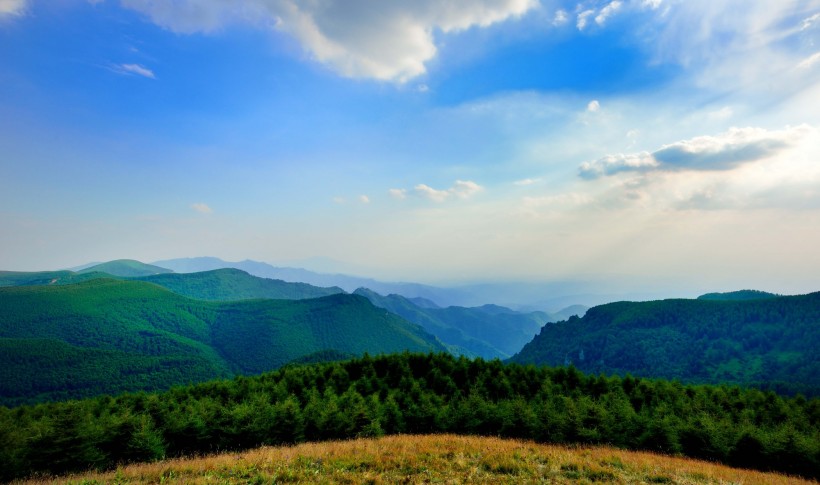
[78,259,174,277]
[353,287,582,359]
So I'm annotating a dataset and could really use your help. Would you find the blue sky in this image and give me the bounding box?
[2,0,820,295]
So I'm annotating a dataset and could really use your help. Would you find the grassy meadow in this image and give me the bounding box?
[16,434,813,484]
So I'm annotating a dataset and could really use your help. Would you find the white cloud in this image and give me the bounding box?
[451,179,483,198]
[798,52,820,69]
[414,184,451,202]
[358,194,370,204]
[332,196,346,204]
[579,125,811,179]
[580,152,659,179]
[388,188,407,200]
[119,0,537,82]
[113,63,156,79]
[0,0,26,16]
[191,203,213,214]
[644,2,820,94]
[576,9,595,31]
[552,9,568,26]
[595,1,622,26]
[586,99,600,112]
[801,12,820,31]
[514,178,539,186]
[642,0,662,9]
[653,126,809,170]
[412,180,484,202]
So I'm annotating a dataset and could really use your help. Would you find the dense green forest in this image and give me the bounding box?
[0,269,112,287]
[0,279,445,406]
[1,353,817,481]
[136,268,344,301]
[697,290,780,301]
[510,292,820,396]
[354,288,558,359]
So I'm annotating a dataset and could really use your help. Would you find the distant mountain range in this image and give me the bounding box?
[353,288,584,359]
[6,257,816,406]
[2,262,344,302]
[0,276,446,406]
[3,259,581,364]
[510,291,820,396]
[152,256,617,311]
[79,259,173,277]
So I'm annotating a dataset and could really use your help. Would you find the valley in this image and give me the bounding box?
[1,259,818,482]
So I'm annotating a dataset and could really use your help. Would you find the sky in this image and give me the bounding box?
[1,0,820,295]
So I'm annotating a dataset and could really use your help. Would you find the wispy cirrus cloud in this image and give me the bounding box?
[111,63,156,79]
[595,1,622,27]
[797,52,820,69]
[580,125,811,179]
[404,180,484,203]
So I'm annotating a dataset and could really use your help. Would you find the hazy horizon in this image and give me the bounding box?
[2,1,819,295]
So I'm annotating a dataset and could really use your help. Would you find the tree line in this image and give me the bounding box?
[1,353,817,481]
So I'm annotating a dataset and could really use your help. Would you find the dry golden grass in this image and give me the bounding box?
[17,434,815,484]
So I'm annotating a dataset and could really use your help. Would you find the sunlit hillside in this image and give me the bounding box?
[17,434,812,485]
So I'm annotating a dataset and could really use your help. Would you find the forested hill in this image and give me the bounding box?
[510,292,820,395]
[0,279,446,406]
[354,288,563,359]
[135,268,345,301]
[0,269,110,287]
[1,353,817,481]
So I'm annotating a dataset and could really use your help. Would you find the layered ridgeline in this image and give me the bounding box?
[1,354,817,481]
[135,268,344,301]
[2,264,344,301]
[353,288,583,359]
[0,279,446,407]
[1,259,169,287]
[510,292,820,396]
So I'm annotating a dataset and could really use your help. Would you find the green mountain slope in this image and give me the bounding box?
[0,270,111,287]
[354,288,569,359]
[78,259,173,277]
[510,292,820,395]
[136,268,344,301]
[0,280,446,406]
[2,265,345,302]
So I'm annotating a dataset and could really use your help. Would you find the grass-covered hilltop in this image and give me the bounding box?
[1,353,818,481]
[18,435,813,484]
